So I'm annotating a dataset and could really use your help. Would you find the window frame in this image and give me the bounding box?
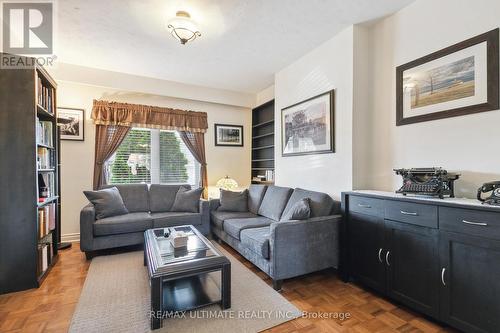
[105,127,200,187]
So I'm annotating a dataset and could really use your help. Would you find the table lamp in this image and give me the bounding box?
[216,176,238,191]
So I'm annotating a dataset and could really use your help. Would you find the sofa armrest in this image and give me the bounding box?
[80,203,96,252]
[197,199,210,235]
[269,214,342,280]
[209,199,220,211]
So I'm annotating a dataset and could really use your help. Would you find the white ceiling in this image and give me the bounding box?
[56,0,414,94]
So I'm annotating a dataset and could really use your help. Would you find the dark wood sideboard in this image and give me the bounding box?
[341,190,500,333]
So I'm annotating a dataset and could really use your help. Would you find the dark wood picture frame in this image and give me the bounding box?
[281,89,335,157]
[214,123,244,147]
[57,107,85,141]
[396,28,499,126]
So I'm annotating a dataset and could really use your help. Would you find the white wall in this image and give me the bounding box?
[352,25,373,190]
[50,63,256,108]
[365,0,500,198]
[274,26,355,199]
[274,0,500,200]
[56,81,251,241]
[255,85,275,107]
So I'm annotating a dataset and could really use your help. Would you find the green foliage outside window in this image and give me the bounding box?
[108,129,189,184]
[110,129,151,184]
[159,131,188,183]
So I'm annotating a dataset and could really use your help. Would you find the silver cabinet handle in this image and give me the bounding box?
[401,210,418,216]
[378,248,383,263]
[441,267,446,286]
[462,220,488,226]
[385,251,391,266]
[358,204,371,208]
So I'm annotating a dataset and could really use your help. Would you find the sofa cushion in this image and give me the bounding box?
[210,211,258,229]
[151,212,201,228]
[171,187,203,213]
[258,186,293,221]
[223,217,273,240]
[219,189,248,212]
[282,188,334,218]
[149,184,190,212]
[93,212,152,236]
[101,184,149,213]
[248,185,268,214]
[280,198,311,221]
[83,187,129,220]
[240,226,270,259]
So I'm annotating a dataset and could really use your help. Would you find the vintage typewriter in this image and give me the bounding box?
[394,167,460,199]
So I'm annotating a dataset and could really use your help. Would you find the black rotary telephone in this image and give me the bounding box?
[477,181,500,206]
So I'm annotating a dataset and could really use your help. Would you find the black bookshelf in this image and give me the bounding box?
[251,100,275,185]
[0,55,60,294]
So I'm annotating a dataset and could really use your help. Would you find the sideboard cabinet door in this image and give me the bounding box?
[348,212,386,293]
[440,231,500,332]
[385,220,439,318]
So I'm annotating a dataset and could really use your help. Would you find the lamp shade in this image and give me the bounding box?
[216,176,238,190]
[167,11,201,45]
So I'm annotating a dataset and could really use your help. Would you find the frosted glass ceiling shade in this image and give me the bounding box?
[216,176,238,191]
[167,11,201,45]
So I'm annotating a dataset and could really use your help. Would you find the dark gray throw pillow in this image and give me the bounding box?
[280,198,311,221]
[218,189,248,212]
[171,187,203,213]
[83,187,129,220]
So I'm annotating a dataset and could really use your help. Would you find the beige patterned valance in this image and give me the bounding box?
[91,100,208,133]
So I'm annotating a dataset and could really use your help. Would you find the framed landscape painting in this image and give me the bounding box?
[281,90,334,157]
[396,28,499,126]
[214,124,243,146]
[57,107,85,141]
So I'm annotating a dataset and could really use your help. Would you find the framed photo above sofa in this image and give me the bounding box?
[214,124,243,146]
[396,28,499,126]
[281,90,335,157]
[58,107,85,141]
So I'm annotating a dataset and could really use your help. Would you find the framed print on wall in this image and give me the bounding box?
[57,107,85,141]
[396,28,499,126]
[281,90,335,157]
[214,124,244,146]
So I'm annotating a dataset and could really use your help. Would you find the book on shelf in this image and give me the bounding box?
[37,147,54,170]
[38,203,56,239]
[252,170,274,183]
[36,73,54,114]
[36,118,53,147]
[38,172,55,199]
[37,243,50,277]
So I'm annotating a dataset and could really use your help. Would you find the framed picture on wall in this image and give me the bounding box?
[281,90,335,157]
[396,28,499,126]
[57,107,85,141]
[214,124,244,146]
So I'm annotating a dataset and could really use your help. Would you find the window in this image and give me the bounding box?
[106,128,200,186]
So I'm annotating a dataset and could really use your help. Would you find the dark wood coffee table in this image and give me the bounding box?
[144,225,231,330]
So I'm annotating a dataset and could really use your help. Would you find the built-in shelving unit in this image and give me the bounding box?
[251,100,275,185]
[0,55,60,294]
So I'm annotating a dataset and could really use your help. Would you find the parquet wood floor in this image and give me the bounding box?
[0,243,457,333]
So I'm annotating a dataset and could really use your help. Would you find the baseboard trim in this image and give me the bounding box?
[61,233,80,243]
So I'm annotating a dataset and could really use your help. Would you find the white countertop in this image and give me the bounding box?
[349,190,500,211]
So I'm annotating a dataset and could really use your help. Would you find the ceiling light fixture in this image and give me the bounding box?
[167,11,201,45]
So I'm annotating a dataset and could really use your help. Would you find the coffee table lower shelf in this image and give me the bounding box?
[162,273,222,312]
[149,264,231,330]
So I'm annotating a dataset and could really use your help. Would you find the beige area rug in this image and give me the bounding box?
[69,246,301,333]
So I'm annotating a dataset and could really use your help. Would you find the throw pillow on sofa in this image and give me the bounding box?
[171,187,203,213]
[83,187,129,219]
[280,198,311,221]
[218,189,248,212]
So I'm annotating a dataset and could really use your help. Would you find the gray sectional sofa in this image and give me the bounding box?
[210,185,341,290]
[80,184,209,259]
